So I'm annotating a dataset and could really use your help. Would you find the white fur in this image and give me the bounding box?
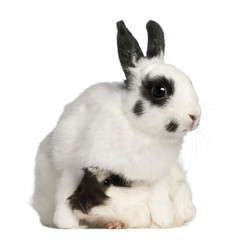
[32,23,200,228]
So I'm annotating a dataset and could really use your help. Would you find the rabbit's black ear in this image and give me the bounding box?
[117,21,144,80]
[146,20,165,60]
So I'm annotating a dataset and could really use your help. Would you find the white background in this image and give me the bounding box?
[1,0,252,239]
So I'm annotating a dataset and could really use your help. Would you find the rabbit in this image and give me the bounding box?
[32,20,201,229]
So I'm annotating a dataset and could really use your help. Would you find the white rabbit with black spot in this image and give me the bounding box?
[32,20,201,228]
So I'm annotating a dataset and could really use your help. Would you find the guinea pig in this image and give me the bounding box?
[68,163,195,229]
[68,167,153,229]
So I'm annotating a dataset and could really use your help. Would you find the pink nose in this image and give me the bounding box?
[189,114,197,121]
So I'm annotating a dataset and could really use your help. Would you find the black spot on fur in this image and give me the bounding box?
[146,20,165,58]
[133,100,144,116]
[109,173,131,187]
[141,75,174,106]
[166,121,179,132]
[68,169,109,214]
[68,169,131,215]
[117,21,144,84]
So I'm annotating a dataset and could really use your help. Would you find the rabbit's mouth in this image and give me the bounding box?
[188,121,200,132]
[181,121,200,133]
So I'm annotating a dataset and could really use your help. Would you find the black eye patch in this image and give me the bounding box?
[140,75,174,106]
[109,173,131,187]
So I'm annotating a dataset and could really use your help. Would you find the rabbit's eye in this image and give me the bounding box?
[151,84,167,99]
[141,76,174,106]
[103,179,111,187]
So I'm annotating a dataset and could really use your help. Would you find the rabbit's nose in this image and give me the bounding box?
[188,114,200,130]
[189,114,197,121]
[189,113,201,124]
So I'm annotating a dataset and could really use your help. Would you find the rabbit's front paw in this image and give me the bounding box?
[173,200,196,227]
[150,197,174,228]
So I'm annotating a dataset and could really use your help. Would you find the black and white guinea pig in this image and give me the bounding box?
[68,167,155,229]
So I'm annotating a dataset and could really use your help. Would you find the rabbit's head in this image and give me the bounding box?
[117,20,201,139]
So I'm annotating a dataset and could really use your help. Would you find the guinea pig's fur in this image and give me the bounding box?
[68,166,194,229]
[68,167,152,228]
[68,167,131,216]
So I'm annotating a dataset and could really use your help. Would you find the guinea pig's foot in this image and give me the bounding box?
[106,223,126,229]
